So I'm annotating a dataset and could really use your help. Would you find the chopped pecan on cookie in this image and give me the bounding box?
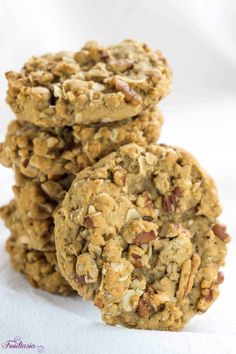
[6,40,171,127]
[0,107,163,182]
[55,143,229,331]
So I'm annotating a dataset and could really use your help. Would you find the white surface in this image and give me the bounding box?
[0,1,236,353]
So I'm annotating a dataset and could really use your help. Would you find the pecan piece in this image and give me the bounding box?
[130,256,142,268]
[217,271,224,284]
[115,79,142,106]
[122,219,157,244]
[131,253,141,260]
[162,187,182,213]
[75,274,85,284]
[137,298,155,318]
[84,216,94,229]
[134,230,156,244]
[202,288,213,302]
[212,224,230,243]
[176,253,201,300]
[22,158,29,168]
[185,253,201,296]
[128,245,145,267]
[172,187,182,197]
[162,194,176,213]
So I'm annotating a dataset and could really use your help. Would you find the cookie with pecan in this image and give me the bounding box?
[5,233,73,296]
[0,107,163,182]
[6,40,171,127]
[55,143,229,330]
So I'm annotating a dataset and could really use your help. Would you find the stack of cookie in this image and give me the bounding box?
[0,40,170,296]
[0,40,230,331]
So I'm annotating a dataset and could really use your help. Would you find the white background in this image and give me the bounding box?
[0,1,236,353]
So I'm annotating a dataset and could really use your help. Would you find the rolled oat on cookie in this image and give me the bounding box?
[6,40,171,127]
[55,143,229,330]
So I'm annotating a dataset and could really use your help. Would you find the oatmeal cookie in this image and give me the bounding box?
[0,107,163,181]
[55,143,229,330]
[1,107,162,220]
[6,40,171,127]
[11,175,69,221]
[1,201,73,294]
[5,234,73,295]
[0,200,55,251]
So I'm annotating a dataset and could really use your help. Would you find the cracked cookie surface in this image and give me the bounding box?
[55,143,229,330]
[6,40,171,127]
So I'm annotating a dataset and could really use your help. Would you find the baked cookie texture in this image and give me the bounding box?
[0,106,162,240]
[5,234,73,296]
[0,107,163,182]
[11,169,71,223]
[0,201,73,295]
[6,40,171,127]
[0,199,55,251]
[55,144,229,330]
[0,107,163,297]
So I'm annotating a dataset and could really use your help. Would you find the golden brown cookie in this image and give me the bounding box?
[0,107,163,181]
[6,40,171,127]
[5,234,73,296]
[0,200,54,251]
[1,201,73,295]
[55,144,229,330]
[0,107,163,223]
